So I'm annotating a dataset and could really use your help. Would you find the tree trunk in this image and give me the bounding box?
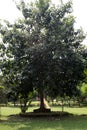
[34,88,51,113]
[61,99,64,112]
[39,88,45,110]
[20,98,28,113]
[13,101,16,107]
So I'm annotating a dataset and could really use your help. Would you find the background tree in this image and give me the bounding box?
[0,86,7,104]
[0,20,34,113]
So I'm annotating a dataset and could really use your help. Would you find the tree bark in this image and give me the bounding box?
[61,99,64,112]
[39,88,45,110]
[34,88,51,113]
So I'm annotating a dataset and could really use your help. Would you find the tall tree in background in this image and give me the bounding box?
[0,0,86,112]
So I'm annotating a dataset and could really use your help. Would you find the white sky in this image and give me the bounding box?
[0,0,87,45]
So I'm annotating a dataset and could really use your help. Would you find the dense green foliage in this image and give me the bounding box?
[0,86,7,104]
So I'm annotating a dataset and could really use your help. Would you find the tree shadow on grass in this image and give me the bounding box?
[17,116,87,130]
[1,116,87,130]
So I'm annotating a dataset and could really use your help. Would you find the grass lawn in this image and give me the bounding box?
[0,106,87,130]
[1,106,87,117]
[0,116,87,130]
[51,106,87,115]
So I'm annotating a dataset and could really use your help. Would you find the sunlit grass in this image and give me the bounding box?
[1,106,87,117]
[0,107,20,116]
[51,106,87,115]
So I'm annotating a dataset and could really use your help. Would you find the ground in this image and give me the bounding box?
[0,106,87,130]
